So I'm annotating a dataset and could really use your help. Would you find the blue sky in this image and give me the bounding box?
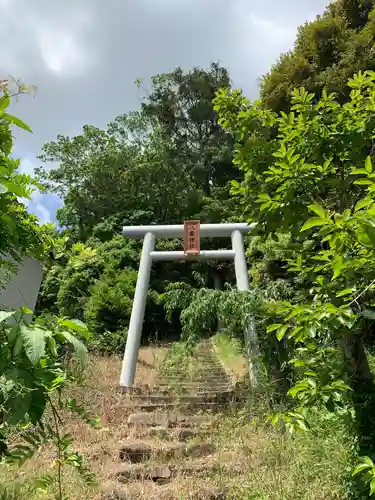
[2,0,329,226]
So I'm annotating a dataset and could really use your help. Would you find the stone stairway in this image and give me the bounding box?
[103,341,244,499]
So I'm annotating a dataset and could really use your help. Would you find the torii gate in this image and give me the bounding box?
[120,221,258,388]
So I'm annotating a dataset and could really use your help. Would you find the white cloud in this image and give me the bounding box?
[28,189,52,224]
[18,157,35,176]
[0,1,94,78]
[248,13,296,47]
[38,27,90,76]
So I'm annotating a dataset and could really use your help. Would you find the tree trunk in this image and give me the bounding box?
[341,332,373,387]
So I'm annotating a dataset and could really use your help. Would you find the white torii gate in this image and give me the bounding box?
[120,222,258,388]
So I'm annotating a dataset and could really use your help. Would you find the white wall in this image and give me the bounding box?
[0,256,43,312]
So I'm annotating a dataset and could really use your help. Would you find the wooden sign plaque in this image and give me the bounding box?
[184,220,200,255]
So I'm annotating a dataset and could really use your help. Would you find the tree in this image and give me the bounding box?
[36,64,237,243]
[140,62,235,196]
[260,0,375,112]
[0,86,54,283]
[215,71,375,466]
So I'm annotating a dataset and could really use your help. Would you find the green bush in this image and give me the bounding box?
[57,245,104,320]
[84,268,137,353]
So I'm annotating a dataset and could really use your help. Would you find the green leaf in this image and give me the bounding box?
[336,289,353,297]
[301,217,330,231]
[20,326,46,365]
[61,331,88,368]
[0,183,8,194]
[0,310,16,323]
[2,181,29,198]
[2,112,32,132]
[360,456,374,467]
[0,95,10,110]
[355,198,374,212]
[307,204,326,219]
[362,309,375,320]
[46,336,58,357]
[354,179,373,185]
[366,156,373,173]
[12,333,23,357]
[58,318,89,340]
[370,478,375,496]
[364,225,375,246]
[20,306,33,316]
[351,168,369,175]
[296,419,309,432]
[29,390,46,425]
[267,323,284,333]
[276,326,288,341]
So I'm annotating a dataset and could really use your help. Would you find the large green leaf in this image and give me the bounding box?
[58,318,90,340]
[61,330,88,368]
[362,309,375,320]
[2,112,32,132]
[20,326,46,365]
[355,197,373,212]
[0,95,10,110]
[0,311,16,323]
[307,204,326,219]
[366,156,373,173]
[301,217,329,231]
[364,225,375,246]
[2,181,29,198]
[29,390,47,425]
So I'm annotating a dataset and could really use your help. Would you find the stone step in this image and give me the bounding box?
[137,426,200,442]
[161,377,229,383]
[115,459,241,483]
[151,386,232,394]
[119,441,215,463]
[161,374,228,381]
[127,412,209,428]
[102,481,228,499]
[123,386,233,397]
[129,393,233,404]
[155,382,231,388]
[126,401,218,412]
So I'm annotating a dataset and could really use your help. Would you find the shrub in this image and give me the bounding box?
[84,268,137,353]
[57,245,104,319]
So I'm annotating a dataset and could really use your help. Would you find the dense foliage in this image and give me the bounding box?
[213,70,375,495]
[0,85,97,499]
[261,0,375,111]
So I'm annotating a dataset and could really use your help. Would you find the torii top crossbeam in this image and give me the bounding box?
[122,222,254,239]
